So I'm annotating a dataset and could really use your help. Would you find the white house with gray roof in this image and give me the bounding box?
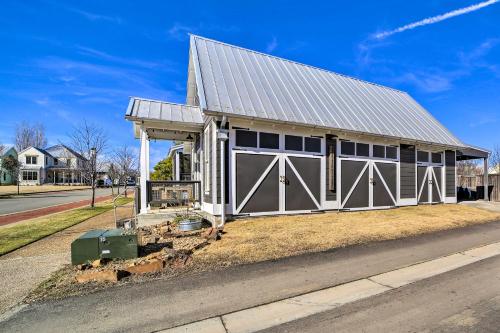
[126,35,490,227]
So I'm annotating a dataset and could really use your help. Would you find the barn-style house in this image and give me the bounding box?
[126,35,490,227]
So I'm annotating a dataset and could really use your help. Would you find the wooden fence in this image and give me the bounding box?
[457,175,500,201]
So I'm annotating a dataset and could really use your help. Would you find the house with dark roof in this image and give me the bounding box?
[126,35,490,226]
[0,146,18,185]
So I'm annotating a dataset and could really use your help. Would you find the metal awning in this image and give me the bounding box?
[125,97,204,140]
[457,144,490,160]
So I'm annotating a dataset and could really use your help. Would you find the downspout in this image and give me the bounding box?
[217,116,228,229]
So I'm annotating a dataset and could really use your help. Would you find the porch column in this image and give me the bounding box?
[53,171,55,184]
[62,171,65,185]
[484,157,489,201]
[140,125,150,214]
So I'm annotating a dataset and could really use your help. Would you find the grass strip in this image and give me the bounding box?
[0,197,133,255]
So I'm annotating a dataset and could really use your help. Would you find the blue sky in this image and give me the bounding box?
[1,0,499,165]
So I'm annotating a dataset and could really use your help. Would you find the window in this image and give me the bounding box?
[54,158,58,165]
[285,135,303,151]
[235,130,257,147]
[304,137,321,153]
[22,171,38,181]
[340,141,355,155]
[66,158,71,167]
[203,125,211,193]
[356,143,369,157]
[417,151,429,162]
[259,132,279,149]
[373,145,385,158]
[432,152,442,164]
[25,156,37,164]
[386,146,398,159]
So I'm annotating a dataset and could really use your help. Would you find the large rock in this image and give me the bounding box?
[125,259,164,275]
[75,270,118,283]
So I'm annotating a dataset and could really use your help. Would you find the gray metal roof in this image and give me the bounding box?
[191,35,463,147]
[126,97,204,125]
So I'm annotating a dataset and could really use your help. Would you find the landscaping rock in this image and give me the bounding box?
[125,259,164,275]
[91,259,101,268]
[75,270,118,283]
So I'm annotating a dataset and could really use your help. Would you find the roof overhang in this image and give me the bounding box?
[125,97,204,140]
[456,145,490,160]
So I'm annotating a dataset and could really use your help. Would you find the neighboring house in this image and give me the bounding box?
[126,35,490,224]
[18,144,88,185]
[0,146,18,185]
[17,147,53,185]
[45,144,87,184]
[168,143,192,181]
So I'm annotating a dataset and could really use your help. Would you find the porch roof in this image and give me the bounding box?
[125,97,203,126]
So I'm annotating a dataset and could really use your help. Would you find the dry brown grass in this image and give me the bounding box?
[0,185,90,196]
[194,204,500,265]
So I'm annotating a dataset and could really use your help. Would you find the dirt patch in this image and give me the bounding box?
[26,222,219,303]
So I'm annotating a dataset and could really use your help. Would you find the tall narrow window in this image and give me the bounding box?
[203,125,211,193]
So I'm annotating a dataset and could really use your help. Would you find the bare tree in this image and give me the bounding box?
[457,159,480,176]
[15,122,47,151]
[114,146,138,198]
[1,156,22,194]
[67,120,108,208]
[106,162,120,196]
[0,144,5,156]
[490,145,500,174]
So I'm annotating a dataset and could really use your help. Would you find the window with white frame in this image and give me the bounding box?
[25,156,37,164]
[203,124,211,193]
[22,170,38,181]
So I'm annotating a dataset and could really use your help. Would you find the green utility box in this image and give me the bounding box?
[71,229,138,265]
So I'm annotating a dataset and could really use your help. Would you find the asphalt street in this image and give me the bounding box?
[1,221,500,333]
[0,188,114,215]
[264,255,500,333]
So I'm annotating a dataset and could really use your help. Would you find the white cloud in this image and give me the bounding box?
[266,37,278,53]
[375,0,499,39]
[64,6,123,24]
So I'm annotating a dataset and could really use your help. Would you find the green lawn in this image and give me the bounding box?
[0,197,133,256]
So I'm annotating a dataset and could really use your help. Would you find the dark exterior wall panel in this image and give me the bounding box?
[400,144,416,199]
[445,150,456,197]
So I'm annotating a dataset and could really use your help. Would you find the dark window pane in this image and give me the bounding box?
[304,137,321,153]
[356,143,369,157]
[285,135,303,151]
[235,130,257,147]
[341,141,355,155]
[259,132,279,149]
[373,145,385,158]
[417,151,429,162]
[386,146,398,159]
[432,152,442,164]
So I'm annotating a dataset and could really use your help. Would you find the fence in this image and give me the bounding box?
[146,180,201,208]
[457,175,500,201]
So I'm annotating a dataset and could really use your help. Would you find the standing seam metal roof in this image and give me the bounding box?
[126,97,204,125]
[190,35,463,147]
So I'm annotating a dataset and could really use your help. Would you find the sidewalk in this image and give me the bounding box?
[1,220,500,333]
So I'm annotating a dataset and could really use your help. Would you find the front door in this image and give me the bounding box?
[233,152,321,215]
[340,159,397,210]
[418,166,443,204]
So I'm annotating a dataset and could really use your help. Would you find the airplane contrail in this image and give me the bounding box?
[375,0,499,39]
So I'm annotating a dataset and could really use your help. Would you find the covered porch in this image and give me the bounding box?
[125,97,204,220]
[456,145,492,201]
[46,168,85,185]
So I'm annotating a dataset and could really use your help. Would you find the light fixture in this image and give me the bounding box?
[186,134,193,140]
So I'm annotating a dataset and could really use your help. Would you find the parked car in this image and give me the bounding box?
[96,179,112,188]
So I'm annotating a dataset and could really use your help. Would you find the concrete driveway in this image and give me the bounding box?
[0,188,114,216]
